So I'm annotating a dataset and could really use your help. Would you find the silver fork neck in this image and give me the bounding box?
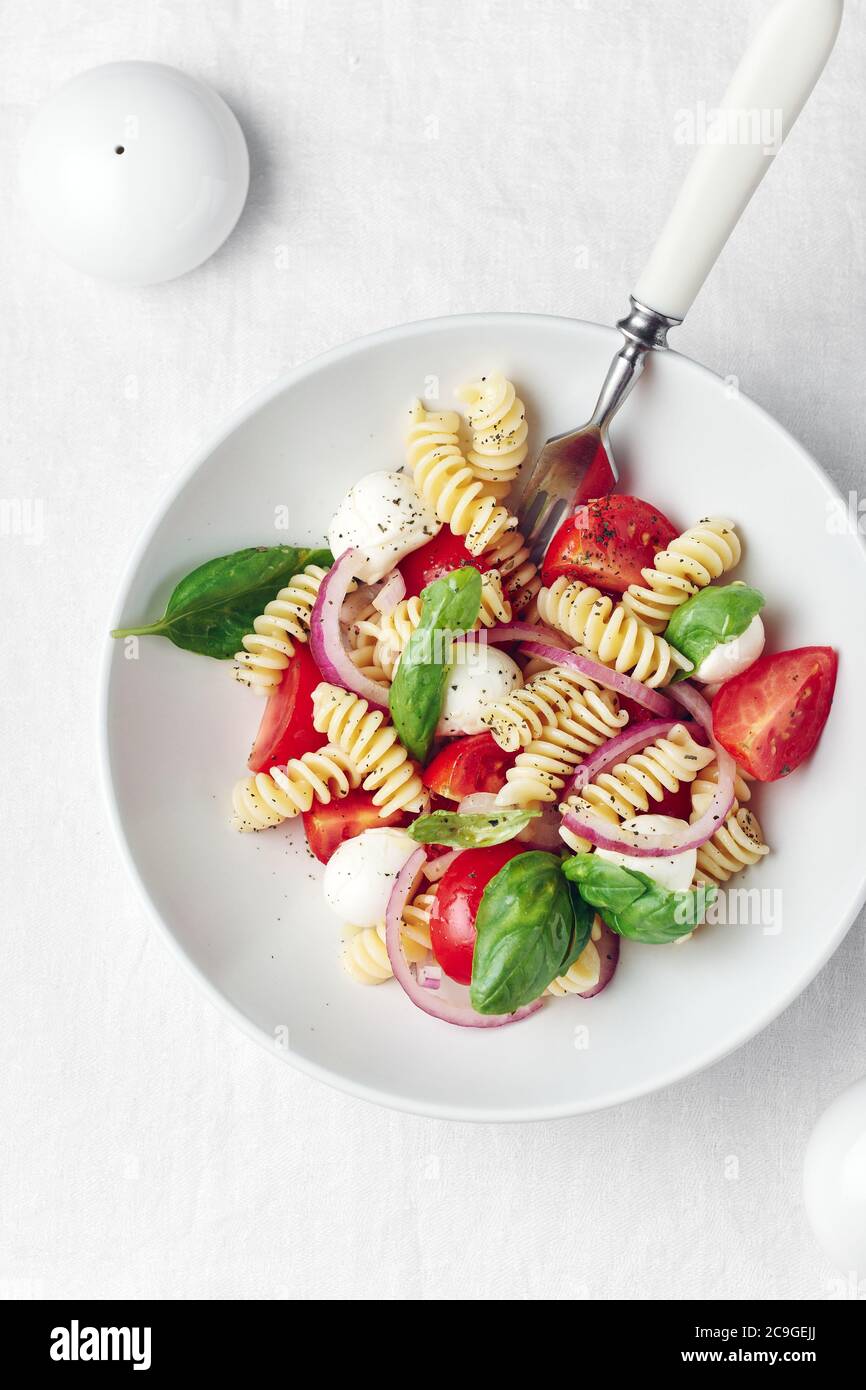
[617,298,682,352]
[589,298,682,433]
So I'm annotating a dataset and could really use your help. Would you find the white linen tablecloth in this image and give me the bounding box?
[1,0,865,1300]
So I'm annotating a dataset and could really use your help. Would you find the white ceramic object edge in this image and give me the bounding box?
[20,61,250,285]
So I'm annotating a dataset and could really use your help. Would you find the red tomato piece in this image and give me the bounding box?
[541,495,677,594]
[616,694,663,728]
[247,643,323,773]
[423,732,517,801]
[399,529,493,599]
[646,780,695,822]
[712,646,837,782]
[429,843,525,984]
[302,790,407,864]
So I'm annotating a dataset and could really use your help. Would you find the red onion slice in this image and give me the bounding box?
[456,793,500,814]
[561,681,735,857]
[372,569,406,615]
[309,548,391,709]
[517,803,564,850]
[668,679,737,847]
[423,848,462,882]
[521,641,676,718]
[338,583,378,626]
[579,918,619,998]
[385,848,543,1029]
[562,720,682,802]
[468,621,570,649]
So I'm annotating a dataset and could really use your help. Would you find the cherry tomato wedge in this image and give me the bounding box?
[712,646,837,781]
[302,790,407,864]
[644,780,695,822]
[542,495,677,594]
[247,643,323,773]
[399,529,493,599]
[616,694,663,729]
[423,732,517,801]
[429,843,525,984]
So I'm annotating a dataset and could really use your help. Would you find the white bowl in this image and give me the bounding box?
[101,313,866,1121]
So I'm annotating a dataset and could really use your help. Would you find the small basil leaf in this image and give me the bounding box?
[559,881,595,974]
[562,854,646,915]
[111,544,333,660]
[470,851,577,1015]
[562,854,716,944]
[389,566,483,764]
[664,583,764,681]
[408,808,540,849]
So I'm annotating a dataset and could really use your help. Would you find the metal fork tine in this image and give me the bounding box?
[527,496,568,566]
[516,489,548,538]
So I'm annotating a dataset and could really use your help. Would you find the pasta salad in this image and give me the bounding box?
[113,373,838,1029]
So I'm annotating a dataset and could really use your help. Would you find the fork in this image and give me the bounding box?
[518,0,844,566]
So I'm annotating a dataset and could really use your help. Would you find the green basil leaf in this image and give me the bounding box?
[664,583,764,681]
[559,881,595,974]
[111,544,332,659]
[389,566,482,763]
[562,854,716,944]
[470,851,581,1015]
[408,808,540,848]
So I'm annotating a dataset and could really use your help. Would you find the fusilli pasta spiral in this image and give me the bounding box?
[559,723,715,852]
[546,917,603,995]
[491,672,627,808]
[231,745,360,832]
[312,682,426,817]
[622,519,742,632]
[366,596,423,679]
[407,400,516,556]
[234,564,327,693]
[346,601,390,683]
[690,759,769,885]
[482,664,623,753]
[476,568,512,629]
[342,891,436,985]
[456,373,528,489]
[481,527,540,612]
[536,577,691,687]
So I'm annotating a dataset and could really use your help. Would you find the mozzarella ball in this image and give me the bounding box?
[327,470,440,583]
[437,644,523,736]
[595,814,696,893]
[323,826,418,930]
[692,614,765,685]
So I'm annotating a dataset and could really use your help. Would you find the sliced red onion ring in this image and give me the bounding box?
[517,803,564,850]
[457,792,500,814]
[466,621,569,649]
[579,918,619,998]
[423,848,462,882]
[338,583,377,626]
[561,681,735,857]
[309,548,391,709]
[385,849,543,1029]
[372,569,406,615]
[668,679,737,846]
[562,720,682,802]
[521,641,676,718]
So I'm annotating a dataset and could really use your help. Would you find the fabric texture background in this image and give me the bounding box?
[1,0,865,1300]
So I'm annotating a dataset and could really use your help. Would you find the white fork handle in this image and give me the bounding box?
[633,0,843,321]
